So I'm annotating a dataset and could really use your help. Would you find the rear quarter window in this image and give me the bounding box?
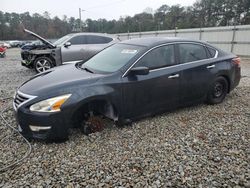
[207,47,217,58]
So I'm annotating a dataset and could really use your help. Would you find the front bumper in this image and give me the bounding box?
[21,60,33,68]
[15,107,70,141]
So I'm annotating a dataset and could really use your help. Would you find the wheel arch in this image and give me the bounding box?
[218,74,231,93]
[70,97,120,127]
[35,54,56,66]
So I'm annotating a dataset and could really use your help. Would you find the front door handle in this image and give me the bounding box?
[207,65,215,69]
[168,74,179,79]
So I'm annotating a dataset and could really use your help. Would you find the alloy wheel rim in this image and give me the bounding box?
[36,59,51,72]
[213,82,223,98]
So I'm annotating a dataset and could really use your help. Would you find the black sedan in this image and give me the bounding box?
[14,37,241,141]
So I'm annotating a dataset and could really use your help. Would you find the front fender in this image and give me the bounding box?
[63,84,122,120]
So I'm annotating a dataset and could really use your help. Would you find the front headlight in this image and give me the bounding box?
[30,94,71,112]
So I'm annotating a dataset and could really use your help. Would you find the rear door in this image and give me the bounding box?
[177,43,218,104]
[122,44,180,119]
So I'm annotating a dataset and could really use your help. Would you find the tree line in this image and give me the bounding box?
[0,0,249,40]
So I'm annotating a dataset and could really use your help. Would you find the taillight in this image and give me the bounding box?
[232,57,241,67]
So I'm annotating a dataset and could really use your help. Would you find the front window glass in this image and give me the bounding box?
[135,45,175,69]
[83,44,144,73]
[53,34,73,46]
[69,36,87,45]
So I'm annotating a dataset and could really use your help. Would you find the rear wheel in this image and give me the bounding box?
[207,76,228,104]
[34,57,53,73]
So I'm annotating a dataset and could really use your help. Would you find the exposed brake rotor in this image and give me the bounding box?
[82,115,106,135]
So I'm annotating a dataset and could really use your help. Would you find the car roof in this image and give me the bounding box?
[68,32,114,38]
[120,37,207,47]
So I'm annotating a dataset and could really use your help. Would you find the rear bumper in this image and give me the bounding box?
[230,66,241,91]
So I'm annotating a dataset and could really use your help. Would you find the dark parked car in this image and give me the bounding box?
[21,40,45,51]
[14,37,241,141]
[9,40,22,48]
[21,29,118,73]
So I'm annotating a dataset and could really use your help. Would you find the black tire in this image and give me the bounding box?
[207,76,228,104]
[34,56,53,73]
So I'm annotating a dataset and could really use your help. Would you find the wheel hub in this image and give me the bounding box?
[81,116,105,135]
[36,59,51,72]
[213,82,223,97]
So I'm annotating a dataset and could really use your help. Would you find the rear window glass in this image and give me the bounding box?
[178,43,208,63]
[86,36,113,44]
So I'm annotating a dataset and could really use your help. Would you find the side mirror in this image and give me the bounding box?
[64,41,71,47]
[130,66,149,75]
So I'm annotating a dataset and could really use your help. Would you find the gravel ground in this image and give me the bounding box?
[0,48,249,187]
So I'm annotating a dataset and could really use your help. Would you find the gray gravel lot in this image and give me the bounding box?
[0,48,249,187]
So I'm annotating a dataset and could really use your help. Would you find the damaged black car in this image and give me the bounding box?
[14,37,241,141]
[21,29,118,73]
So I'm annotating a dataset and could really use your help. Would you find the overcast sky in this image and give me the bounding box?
[2,0,196,20]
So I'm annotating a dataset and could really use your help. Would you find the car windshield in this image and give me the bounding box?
[83,43,144,73]
[53,34,73,46]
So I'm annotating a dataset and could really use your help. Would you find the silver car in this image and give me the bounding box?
[21,29,118,73]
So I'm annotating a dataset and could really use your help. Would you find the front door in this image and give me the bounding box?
[61,35,87,63]
[122,44,180,119]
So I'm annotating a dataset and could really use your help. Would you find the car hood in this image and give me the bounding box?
[24,29,56,48]
[19,64,104,96]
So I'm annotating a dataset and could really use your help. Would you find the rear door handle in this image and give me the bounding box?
[168,74,179,79]
[207,65,215,69]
